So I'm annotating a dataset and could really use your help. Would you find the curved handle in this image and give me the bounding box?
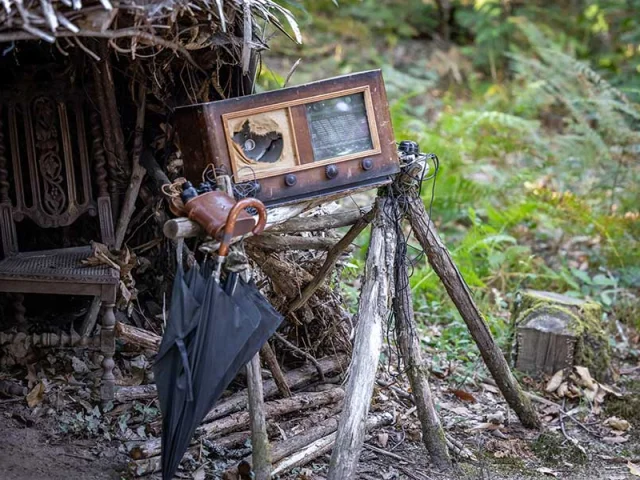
[218,198,267,257]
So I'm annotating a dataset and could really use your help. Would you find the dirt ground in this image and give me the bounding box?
[0,406,125,480]
[1,375,639,480]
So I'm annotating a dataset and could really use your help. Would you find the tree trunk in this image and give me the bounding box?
[406,197,541,429]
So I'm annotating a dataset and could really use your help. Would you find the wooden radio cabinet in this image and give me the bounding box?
[175,70,400,206]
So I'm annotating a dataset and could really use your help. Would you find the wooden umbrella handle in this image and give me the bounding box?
[219,198,267,257]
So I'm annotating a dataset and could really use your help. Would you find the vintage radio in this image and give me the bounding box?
[174,70,400,206]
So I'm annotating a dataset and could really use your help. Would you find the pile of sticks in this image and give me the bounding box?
[120,353,353,477]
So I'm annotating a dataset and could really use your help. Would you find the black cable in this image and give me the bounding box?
[383,146,440,381]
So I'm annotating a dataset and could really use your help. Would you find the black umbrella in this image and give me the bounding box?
[153,199,280,480]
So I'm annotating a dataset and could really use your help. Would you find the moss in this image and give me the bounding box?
[531,432,588,465]
[512,290,611,381]
[604,381,640,426]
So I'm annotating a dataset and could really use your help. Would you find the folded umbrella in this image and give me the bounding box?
[154,198,274,480]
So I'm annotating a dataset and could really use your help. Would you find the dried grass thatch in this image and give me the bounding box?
[0,0,300,101]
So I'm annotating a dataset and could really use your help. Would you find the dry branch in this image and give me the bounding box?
[327,198,395,480]
[79,296,101,337]
[267,207,372,233]
[197,388,345,439]
[246,234,347,252]
[260,343,291,398]
[246,354,272,480]
[392,203,450,469]
[141,356,347,436]
[132,389,345,462]
[406,196,541,429]
[115,322,161,351]
[287,207,376,313]
[114,84,146,249]
[273,412,394,477]
[114,384,157,403]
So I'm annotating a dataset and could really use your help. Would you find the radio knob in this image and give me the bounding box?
[325,165,339,179]
[361,158,373,171]
[284,174,297,186]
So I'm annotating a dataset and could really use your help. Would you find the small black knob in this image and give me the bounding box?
[284,174,297,186]
[398,140,419,156]
[326,165,339,179]
[361,158,373,171]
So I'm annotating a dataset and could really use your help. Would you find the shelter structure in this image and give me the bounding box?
[0,0,299,402]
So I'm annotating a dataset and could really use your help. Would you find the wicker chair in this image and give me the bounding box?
[0,69,118,402]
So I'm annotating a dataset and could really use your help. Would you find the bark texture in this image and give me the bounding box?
[327,198,396,480]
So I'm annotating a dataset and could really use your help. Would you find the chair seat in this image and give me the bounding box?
[0,246,119,285]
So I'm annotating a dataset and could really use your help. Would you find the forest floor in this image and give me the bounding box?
[1,337,639,480]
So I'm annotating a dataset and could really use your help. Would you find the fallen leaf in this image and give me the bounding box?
[482,383,500,394]
[71,356,90,375]
[448,389,477,403]
[556,382,569,397]
[604,417,631,432]
[594,386,607,405]
[602,435,629,445]
[487,412,505,425]
[26,381,45,408]
[574,366,596,390]
[628,462,640,477]
[537,467,558,477]
[599,383,623,398]
[584,385,598,402]
[546,370,564,393]
[192,466,206,480]
[377,432,389,448]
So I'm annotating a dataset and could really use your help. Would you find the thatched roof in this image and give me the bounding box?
[0,0,299,71]
[0,1,300,103]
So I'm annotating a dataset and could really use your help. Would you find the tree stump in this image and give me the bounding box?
[512,290,611,381]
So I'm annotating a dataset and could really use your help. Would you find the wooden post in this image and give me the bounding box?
[392,202,451,470]
[405,196,541,429]
[327,197,395,480]
[246,353,272,480]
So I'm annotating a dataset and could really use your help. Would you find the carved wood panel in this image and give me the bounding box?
[0,62,114,253]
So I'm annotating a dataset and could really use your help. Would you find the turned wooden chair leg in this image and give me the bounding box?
[12,293,26,331]
[100,303,116,404]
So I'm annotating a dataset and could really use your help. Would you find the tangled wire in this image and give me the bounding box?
[383,144,440,380]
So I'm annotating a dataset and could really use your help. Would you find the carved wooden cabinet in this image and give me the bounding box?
[0,64,118,402]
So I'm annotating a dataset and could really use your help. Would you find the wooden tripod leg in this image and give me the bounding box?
[327,198,396,480]
[392,208,451,469]
[246,353,272,480]
[405,196,541,429]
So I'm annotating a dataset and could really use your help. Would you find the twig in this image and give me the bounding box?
[283,58,301,87]
[287,207,375,313]
[273,332,325,382]
[364,443,406,462]
[559,399,588,456]
[0,29,205,73]
[73,37,100,61]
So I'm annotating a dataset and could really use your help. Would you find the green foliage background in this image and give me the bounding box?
[263,0,640,369]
